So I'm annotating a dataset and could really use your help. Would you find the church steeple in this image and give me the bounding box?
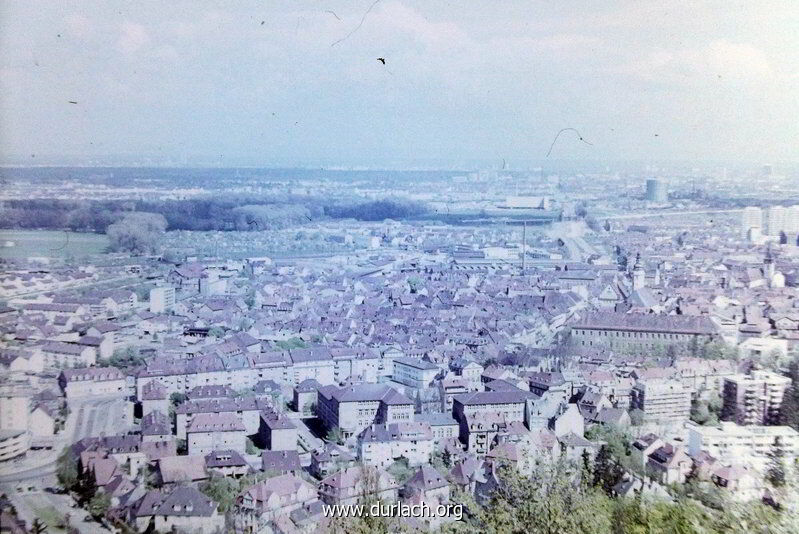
[764,245,775,281]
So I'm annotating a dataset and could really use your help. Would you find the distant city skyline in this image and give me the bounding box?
[2,1,798,166]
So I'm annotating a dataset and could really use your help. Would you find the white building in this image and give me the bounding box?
[741,207,763,238]
[150,286,176,314]
[393,357,439,389]
[687,421,799,472]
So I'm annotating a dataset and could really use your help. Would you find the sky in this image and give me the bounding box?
[1,1,798,167]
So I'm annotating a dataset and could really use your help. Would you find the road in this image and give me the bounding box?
[0,395,130,485]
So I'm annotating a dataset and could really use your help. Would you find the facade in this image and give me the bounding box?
[630,379,691,425]
[59,367,126,399]
[741,207,763,237]
[187,413,247,456]
[687,421,799,471]
[645,179,667,203]
[258,412,298,451]
[318,466,399,505]
[393,357,439,389]
[571,312,718,350]
[721,370,791,426]
[317,384,414,439]
[357,421,435,469]
[175,397,274,439]
[149,286,176,314]
[41,341,96,368]
[234,474,318,530]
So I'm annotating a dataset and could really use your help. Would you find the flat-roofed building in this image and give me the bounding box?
[687,421,799,472]
[630,379,691,425]
[393,357,439,389]
[721,370,791,426]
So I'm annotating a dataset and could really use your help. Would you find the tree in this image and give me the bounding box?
[31,518,47,534]
[56,447,79,492]
[779,357,799,431]
[779,231,788,245]
[386,457,414,485]
[208,327,225,338]
[326,426,344,445]
[199,475,240,513]
[592,445,624,495]
[106,212,167,254]
[766,438,786,488]
[87,491,110,519]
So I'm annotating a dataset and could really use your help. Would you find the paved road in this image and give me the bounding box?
[0,395,129,485]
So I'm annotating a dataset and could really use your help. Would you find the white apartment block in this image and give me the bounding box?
[687,421,799,472]
[393,357,439,389]
[631,379,691,425]
[150,286,176,314]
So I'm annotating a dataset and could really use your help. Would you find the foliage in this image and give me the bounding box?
[779,357,799,431]
[629,409,645,427]
[592,445,625,495]
[275,337,308,350]
[87,491,111,518]
[245,437,260,455]
[208,326,225,338]
[0,196,430,232]
[98,346,144,370]
[56,446,79,491]
[326,426,344,445]
[766,438,786,488]
[30,518,47,534]
[200,474,240,513]
[386,458,414,486]
[169,392,187,406]
[106,212,167,254]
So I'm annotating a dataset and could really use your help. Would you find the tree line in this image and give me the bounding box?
[0,196,429,233]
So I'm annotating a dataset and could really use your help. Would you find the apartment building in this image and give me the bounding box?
[187,413,247,456]
[392,357,439,389]
[630,379,691,425]
[357,421,435,468]
[59,367,126,399]
[316,383,414,439]
[687,421,799,471]
[721,370,792,426]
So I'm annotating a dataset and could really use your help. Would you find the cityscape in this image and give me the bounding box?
[1,2,799,534]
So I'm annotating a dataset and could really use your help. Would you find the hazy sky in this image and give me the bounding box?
[1,1,798,166]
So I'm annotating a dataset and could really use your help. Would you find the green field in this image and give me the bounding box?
[0,230,109,259]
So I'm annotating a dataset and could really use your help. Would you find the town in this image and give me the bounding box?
[1,165,798,533]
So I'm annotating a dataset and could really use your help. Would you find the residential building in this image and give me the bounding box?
[59,367,126,399]
[149,286,176,314]
[570,312,718,350]
[393,357,439,389]
[186,413,247,456]
[630,379,691,425]
[317,383,414,439]
[721,370,791,425]
[687,421,799,471]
